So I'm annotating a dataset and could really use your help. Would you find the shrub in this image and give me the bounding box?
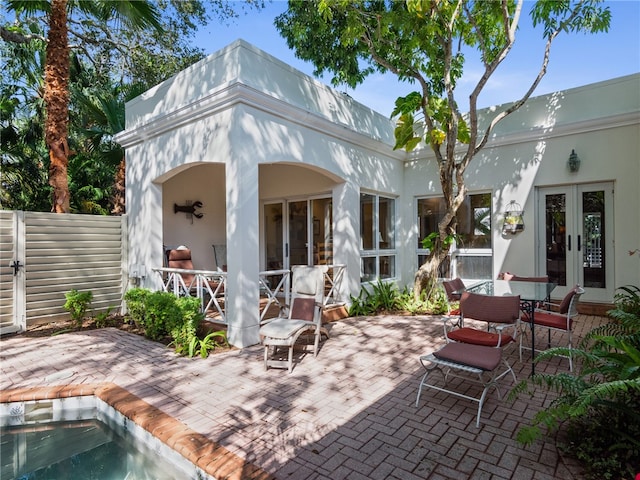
[140,291,183,340]
[510,284,640,479]
[395,285,449,315]
[170,296,204,354]
[94,306,116,328]
[348,280,450,316]
[123,287,150,327]
[124,288,221,357]
[348,280,399,316]
[64,289,93,327]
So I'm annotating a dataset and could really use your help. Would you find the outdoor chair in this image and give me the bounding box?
[442,277,465,321]
[519,285,585,371]
[443,291,521,349]
[212,244,227,272]
[260,265,329,373]
[416,341,517,427]
[166,247,224,297]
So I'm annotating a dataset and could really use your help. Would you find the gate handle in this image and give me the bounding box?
[10,260,22,276]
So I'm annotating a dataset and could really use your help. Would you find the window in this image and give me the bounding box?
[361,193,396,282]
[417,193,492,280]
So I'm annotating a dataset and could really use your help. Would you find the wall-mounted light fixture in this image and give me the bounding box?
[567,149,580,173]
[502,200,525,234]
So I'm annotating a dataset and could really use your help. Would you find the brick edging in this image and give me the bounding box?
[1,384,276,480]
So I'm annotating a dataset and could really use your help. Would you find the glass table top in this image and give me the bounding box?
[462,280,557,302]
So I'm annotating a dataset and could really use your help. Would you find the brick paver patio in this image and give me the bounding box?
[1,314,607,479]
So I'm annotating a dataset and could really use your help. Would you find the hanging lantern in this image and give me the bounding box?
[502,201,525,234]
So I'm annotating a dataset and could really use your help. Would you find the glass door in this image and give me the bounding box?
[263,197,333,270]
[264,202,284,270]
[537,183,613,302]
[288,200,309,266]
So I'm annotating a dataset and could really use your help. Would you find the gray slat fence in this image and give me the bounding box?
[0,211,127,334]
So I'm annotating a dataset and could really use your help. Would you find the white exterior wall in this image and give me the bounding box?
[402,74,640,297]
[117,39,639,347]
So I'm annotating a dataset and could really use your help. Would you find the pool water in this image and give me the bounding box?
[1,419,188,480]
[0,395,213,480]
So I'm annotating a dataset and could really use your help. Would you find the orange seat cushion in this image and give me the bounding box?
[447,327,514,347]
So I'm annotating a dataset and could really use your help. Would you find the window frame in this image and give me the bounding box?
[416,191,493,281]
[360,192,397,283]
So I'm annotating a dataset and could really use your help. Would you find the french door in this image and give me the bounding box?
[537,182,614,302]
[263,197,333,271]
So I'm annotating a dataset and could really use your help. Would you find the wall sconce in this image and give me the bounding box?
[567,149,580,172]
[502,201,525,234]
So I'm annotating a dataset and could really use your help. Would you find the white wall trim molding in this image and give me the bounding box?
[115,82,406,162]
[409,110,640,162]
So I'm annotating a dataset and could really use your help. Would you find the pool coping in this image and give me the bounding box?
[0,384,276,480]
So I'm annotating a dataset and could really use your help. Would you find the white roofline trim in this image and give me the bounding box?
[115,82,406,161]
[407,110,639,161]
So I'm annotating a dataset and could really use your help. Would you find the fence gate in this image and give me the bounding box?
[0,211,127,334]
[0,211,23,334]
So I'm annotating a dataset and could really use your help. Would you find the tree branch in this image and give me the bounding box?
[0,25,46,44]
[473,3,580,158]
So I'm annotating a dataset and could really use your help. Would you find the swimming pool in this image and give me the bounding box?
[1,394,214,480]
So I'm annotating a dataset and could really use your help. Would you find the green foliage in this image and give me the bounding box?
[348,280,398,316]
[123,287,151,327]
[395,285,449,315]
[510,284,640,479]
[170,296,204,354]
[348,280,449,316]
[421,232,461,251]
[63,289,93,327]
[124,288,228,358]
[124,288,181,340]
[94,306,116,328]
[1,1,265,212]
[140,291,183,341]
[187,330,229,358]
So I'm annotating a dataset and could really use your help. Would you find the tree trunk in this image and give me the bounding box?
[413,248,449,300]
[44,0,71,213]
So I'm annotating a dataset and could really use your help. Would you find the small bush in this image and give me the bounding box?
[94,306,116,328]
[140,291,183,341]
[170,296,204,354]
[188,330,229,358]
[123,288,150,327]
[64,289,93,327]
[124,288,221,357]
[395,285,449,315]
[348,280,450,316]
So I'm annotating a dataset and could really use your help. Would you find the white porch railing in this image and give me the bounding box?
[153,264,346,324]
[259,269,290,323]
[154,267,227,322]
[323,264,346,306]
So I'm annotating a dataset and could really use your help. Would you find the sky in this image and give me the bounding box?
[193,1,640,116]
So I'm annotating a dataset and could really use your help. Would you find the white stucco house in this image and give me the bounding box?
[115,40,640,348]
